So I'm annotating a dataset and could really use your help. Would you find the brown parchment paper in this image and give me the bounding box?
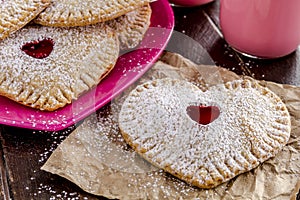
[42,52,300,200]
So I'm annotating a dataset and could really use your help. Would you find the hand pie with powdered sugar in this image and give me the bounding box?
[34,0,152,27]
[0,23,119,111]
[118,78,291,189]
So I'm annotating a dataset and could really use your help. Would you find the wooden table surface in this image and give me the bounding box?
[0,1,299,199]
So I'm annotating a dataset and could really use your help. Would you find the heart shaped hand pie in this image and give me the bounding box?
[118,78,291,189]
[0,24,119,111]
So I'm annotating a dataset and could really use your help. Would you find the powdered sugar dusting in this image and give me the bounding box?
[118,78,291,189]
[0,23,119,111]
[75,103,157,174]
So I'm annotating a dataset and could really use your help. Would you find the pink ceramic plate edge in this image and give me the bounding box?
[0,0,174,131]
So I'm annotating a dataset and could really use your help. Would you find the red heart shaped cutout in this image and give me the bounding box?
[187,105,220,125]
[21,38,54,59]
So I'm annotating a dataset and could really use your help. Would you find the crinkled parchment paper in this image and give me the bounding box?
[42,52,300,200]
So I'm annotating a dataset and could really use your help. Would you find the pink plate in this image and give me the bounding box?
[0,0,174,131]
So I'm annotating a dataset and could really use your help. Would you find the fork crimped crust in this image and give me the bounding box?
[0,23,119,111]
[0,0,50,40]
[34,0,152,27]
[107,4,152,50]
[118,78,291,189]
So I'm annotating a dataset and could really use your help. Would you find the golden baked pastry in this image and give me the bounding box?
[0,0,50,40]
[34,0,152,27]
[0,23,119,111]
[118,78,291,189]
[107,4,152,50]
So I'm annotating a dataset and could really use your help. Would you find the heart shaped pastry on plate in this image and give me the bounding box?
[0,23,119,111]
[118,78,291,189]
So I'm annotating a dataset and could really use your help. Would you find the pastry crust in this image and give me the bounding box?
[118,78,291,189]
[0,0,50,40]
[0,24,119,111]
[107,4,152,50]
[34,0,152,27]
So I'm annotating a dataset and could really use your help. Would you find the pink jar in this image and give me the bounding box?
[220,0,300,58]
[169,0,214,7]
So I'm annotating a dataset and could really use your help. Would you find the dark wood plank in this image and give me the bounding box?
[0,125,108,200]
[0,130,10,200]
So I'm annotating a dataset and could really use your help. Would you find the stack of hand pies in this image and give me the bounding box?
[0,0,152,111]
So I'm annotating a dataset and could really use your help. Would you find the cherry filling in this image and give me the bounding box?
[21,38,54,59]
[186,105,220,125]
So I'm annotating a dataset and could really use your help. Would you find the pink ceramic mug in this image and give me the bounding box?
[220,0,300,58]
[169,0,214,7]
